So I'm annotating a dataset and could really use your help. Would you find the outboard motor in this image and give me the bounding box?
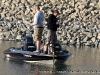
[23,36,36,52]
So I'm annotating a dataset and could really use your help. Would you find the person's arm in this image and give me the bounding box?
[33,13,39,25]
[30,24,33,26]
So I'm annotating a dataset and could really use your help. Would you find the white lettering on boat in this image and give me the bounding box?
[24,54,32,57]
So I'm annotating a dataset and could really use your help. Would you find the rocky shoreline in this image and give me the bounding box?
[0,0,100,47]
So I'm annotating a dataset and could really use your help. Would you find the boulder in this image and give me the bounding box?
[16,35,22,40]
[97,33,100,39]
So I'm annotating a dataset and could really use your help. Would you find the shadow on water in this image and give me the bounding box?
[3,57,71,75]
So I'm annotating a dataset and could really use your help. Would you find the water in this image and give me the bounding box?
[0,41,100,75]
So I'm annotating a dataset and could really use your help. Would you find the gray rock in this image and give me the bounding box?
[67,32,71,39]
[97,33,100,39]
[76,38,80,45]
[83,36,88,42]
[0,32,4,39]
[16,35,22,40]
[85,41,91,46]
[5,33,12,40]
[3,26,9,31]
[70,40,76,45]
[87,33,93,38]
[91,37,96,42]
[7,23,12,29]
[62,40,68,45]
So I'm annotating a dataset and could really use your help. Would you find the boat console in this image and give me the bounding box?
[22,36,36,52]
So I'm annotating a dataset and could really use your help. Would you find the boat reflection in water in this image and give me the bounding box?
[4,57,71,75]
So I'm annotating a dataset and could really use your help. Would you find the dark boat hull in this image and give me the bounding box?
[3,48,71,62]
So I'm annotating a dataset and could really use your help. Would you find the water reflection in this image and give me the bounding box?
[64,45,100,72]
[1,41,100,75]
[3,58,71,75]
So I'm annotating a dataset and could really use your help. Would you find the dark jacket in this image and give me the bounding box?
[47,14,59,31]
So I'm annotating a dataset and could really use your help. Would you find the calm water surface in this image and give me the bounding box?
[0,41,100,75]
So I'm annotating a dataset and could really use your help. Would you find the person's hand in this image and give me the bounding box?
[30,24,34,26]
[56,22,59,25]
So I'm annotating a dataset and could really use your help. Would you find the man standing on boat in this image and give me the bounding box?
[30,5,44,52]
[44,10,59,53]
